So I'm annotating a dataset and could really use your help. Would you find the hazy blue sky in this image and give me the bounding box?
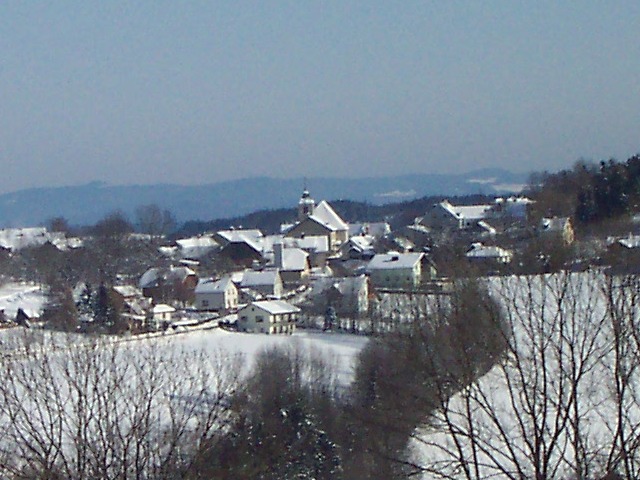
[1,1,639,194]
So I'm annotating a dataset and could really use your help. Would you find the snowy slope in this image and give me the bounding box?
[411,271,640,479]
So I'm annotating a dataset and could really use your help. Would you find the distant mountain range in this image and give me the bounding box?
[0,169,528,228]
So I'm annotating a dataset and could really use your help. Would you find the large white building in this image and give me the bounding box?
[237,300,300,334]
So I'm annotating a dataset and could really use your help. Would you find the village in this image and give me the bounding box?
[1,182,636,338]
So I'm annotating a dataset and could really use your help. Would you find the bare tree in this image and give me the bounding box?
[135,204,177,237]
[411,271,640,479]
[0,333,242,479]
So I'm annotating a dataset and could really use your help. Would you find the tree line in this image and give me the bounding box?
[527,154,640,226]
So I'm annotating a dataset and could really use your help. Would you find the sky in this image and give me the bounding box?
[1,1,639,194]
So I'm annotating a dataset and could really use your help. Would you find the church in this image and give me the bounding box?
[283,189,349,253]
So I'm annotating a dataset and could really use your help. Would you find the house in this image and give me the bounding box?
[540,217,575,245]
[146,303,176,330]
[424,200,493,230]
[340,235,376,260]
[214,229,264,247]
[213,229,266,266]
[175,235,219,259]
[237,300,300,334]
[366,252,424,290]
[273,243,310,285]
[466,243,513,265]
[236,269,284,299]
[111,285,150,322]
[282,235,330,268]
[139,266,198,304]
[194,277,238,311]
[348,222,391,239]
[284,190,349,252]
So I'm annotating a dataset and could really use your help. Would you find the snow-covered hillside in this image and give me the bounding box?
[412,271,640,479]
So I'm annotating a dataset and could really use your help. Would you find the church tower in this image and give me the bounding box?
[298,188,315,221]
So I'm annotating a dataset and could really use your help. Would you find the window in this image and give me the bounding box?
[256,316,264,323]
[202,300,209,307]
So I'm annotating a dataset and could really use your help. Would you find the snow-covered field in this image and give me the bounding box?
[0,325,368,383]
[153,327,368,384]
[0,325,368,477]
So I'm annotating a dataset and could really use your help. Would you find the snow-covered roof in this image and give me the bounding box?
[113,285,141,298]
[279,248,309,272]
[367,252,424,271]
[454,204,493,220]
[0,282,47,319]
[309,200,348,232]
[217,229,263,245]
[176,236,218,258]
[349,222,391,238]
[152,304,175,314]
[618,235,640,249]
[51,236,84,250]
[346,235,376,253]
[0,227,75,251]
[139,266,196,289]
[406,223,431,235]
[437,201,492,221]
[466,243,512,259]
[477,220,497,235]
[241,300,300,315]
[284,235,329,253]
[280,223,295,234]
[240,269,280,288]
[159,246,178,257]
[195,276,235,294]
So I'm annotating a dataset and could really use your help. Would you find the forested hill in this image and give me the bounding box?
[528,154,640,225]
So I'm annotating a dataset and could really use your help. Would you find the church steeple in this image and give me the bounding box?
[298,187,315,221]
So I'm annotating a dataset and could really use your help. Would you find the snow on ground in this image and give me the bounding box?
[0,281,47,319]
[411,271,640,479]
[138,328,367,385]
[0,325,368,385]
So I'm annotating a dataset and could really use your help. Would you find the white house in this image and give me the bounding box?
[146,303,175,330]
[237,300,300,334]
[367,251,424,289]
[194,276,238,311]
